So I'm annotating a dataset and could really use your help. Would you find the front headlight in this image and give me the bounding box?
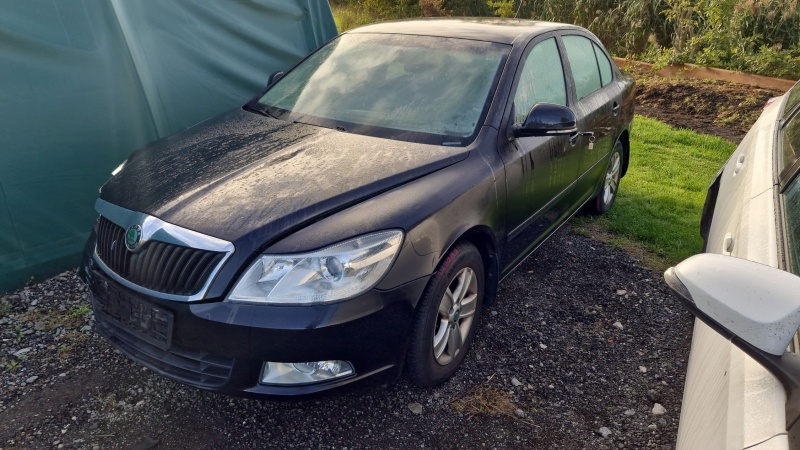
[227,230,403,305]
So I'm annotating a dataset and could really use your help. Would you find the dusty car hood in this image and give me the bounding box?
[100,107,469,244]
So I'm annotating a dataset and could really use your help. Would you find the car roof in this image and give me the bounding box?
[346,18,583,45]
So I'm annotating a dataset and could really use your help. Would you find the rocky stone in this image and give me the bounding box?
[13,347,32,357]
[652,403,667,415]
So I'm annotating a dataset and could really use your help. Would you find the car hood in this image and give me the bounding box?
[100,107,469,244]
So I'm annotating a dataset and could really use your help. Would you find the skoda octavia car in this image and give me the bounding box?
[665,79,800,449]
[80,19,634,397]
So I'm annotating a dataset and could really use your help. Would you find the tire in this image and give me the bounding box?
[587,140,624,215]
[406,242,485,387]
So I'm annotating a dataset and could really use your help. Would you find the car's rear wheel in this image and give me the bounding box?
[587,140,624,215]
[406,242,484,387]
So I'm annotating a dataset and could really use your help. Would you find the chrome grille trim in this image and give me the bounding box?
[93,199,235,302]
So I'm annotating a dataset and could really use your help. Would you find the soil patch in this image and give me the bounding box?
[628,65,786,142]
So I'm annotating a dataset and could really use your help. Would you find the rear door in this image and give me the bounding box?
[560,34,623,201]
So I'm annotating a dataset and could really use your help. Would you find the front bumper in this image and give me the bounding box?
[82,250,427,397]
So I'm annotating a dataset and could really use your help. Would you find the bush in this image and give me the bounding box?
[330,0,800,79]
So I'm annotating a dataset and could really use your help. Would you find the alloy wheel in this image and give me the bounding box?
[603,151,622,206]
[432,267,478,365]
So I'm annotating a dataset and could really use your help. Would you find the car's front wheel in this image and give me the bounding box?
[406,242,484,387]
[587,140,624,214]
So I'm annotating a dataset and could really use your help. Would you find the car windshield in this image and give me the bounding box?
[256,33,509,145]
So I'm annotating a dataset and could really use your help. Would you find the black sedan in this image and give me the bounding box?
[80,18,635,397]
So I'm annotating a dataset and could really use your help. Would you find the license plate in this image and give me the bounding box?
[93,281,174,350]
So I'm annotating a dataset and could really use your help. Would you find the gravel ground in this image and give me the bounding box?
[0,226,693,449]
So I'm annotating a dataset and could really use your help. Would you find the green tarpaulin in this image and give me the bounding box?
[0,0,337,293]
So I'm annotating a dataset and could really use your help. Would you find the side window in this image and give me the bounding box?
[781,109,800,179]
[593,43,613,87]
[513,38,567,124]
[784,174,800,276]
[785,81,800,119]
[562,35,602,100]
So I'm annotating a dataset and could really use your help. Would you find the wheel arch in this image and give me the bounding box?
[618,128,630,177]
[441,225,501,307]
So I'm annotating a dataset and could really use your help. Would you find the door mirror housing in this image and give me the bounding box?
[268,71,285,87]
[665,253,800,438]
[665,253,800,356]
[512,103,577,138]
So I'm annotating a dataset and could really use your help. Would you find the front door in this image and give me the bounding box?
[500,37,583,271]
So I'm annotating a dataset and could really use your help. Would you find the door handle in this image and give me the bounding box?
[733,154,745,176]
[722,233,734,255]
[569,131,595,146]
[612,102,620,116]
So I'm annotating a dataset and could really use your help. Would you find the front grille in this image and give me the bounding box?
[95,310,234,388]
[95,216,225,296]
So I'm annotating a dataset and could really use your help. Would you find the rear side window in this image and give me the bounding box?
[513,38,567,124]
[562,35,602,100]
[781,111,800,182]
[593,43,613,86]
[785,81,800,119]
[784,175,800,275]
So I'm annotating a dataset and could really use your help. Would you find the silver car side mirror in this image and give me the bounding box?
[665,253,800,444]
[666,253,800,356]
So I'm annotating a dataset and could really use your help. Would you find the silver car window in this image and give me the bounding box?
[781,109,800,180]
[785,176,800,275]
[785,81,800,119]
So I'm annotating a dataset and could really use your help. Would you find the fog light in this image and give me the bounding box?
[260,360,354,385]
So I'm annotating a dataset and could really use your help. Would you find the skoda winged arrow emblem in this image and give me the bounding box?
[124,224,143,251]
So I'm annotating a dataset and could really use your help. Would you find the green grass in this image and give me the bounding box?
[574,116,736,268]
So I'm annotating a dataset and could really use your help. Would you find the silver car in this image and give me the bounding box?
[665,79,800,449]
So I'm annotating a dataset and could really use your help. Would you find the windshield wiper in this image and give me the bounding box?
[243,103,276,119]
[291,118,345,132]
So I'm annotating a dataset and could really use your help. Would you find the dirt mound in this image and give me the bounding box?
[628,65,786,142]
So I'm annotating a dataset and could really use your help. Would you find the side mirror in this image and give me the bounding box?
[512,103,577,138]
[665,253,800,437]
[268,71,285,87]
[665,253,800,356]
